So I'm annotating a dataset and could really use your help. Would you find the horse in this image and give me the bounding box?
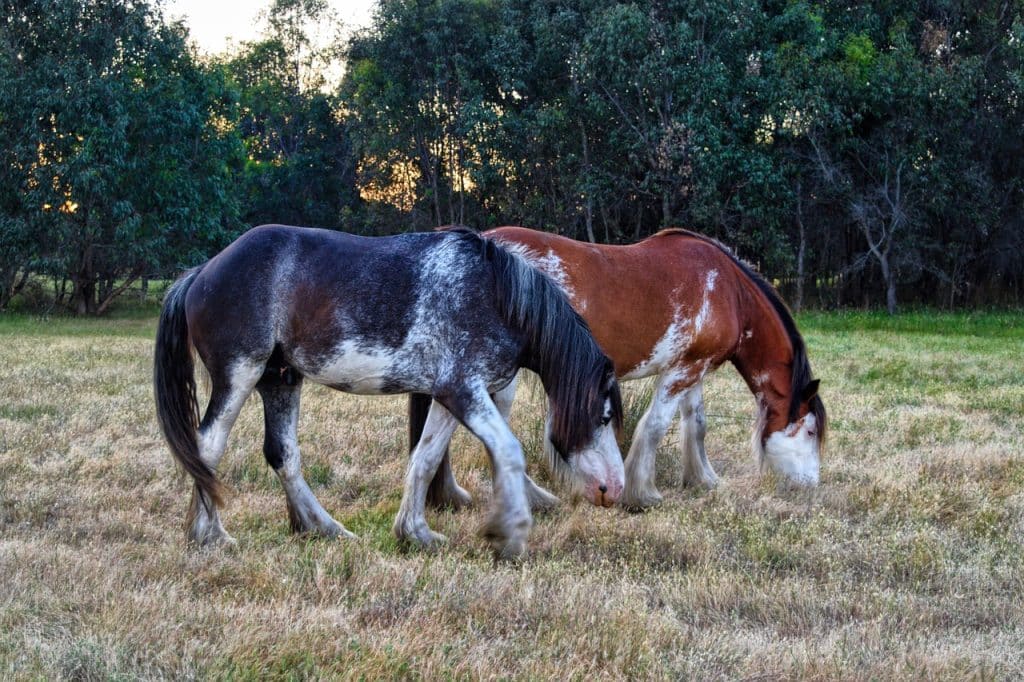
[411,226,826,512]
[153,225,625,560]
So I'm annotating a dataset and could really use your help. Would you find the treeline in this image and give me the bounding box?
[2,0,1022,314]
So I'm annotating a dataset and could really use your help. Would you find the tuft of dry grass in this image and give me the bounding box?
[1,311,1022,679]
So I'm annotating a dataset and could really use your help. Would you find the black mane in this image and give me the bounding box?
[444,227,622,457]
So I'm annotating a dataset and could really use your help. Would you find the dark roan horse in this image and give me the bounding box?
[154,225,624,559]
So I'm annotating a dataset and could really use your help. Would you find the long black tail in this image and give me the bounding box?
[409,392,455,508]
[154,267,225,513]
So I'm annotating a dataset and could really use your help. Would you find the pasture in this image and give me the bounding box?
[1,308,1022,679]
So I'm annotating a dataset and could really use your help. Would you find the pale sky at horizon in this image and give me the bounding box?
[163,0,377,55]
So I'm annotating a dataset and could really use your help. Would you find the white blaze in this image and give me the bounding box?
[762,413,820,487]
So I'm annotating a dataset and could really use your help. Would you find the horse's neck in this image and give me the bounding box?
[732,288,793,433]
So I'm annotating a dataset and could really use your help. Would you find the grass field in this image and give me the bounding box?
[1,308,1022,679]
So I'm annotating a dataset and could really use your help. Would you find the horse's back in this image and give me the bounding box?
[183,225,517,395]
[185,226,432,367]
[488,227,744,378]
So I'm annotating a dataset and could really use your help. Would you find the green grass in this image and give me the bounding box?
[0,310,1022,679]
[0,310,158,339]
[798,309,1024,338]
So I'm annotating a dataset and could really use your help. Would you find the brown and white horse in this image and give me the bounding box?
[412,226,826,511]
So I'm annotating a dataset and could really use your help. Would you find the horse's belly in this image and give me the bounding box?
[302,341,400,394]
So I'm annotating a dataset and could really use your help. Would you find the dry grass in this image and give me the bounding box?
[1,311,1022,679]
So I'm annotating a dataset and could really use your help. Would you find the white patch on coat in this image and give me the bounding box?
[302,235,473,394]
[762,413,820,487]
[693,269,719,333]
[394,399,461,546]
[625,270,720,380]
[304,340,398,394]
[622,371,686,500]
[622,309,693,380]
[197,360,264,468]
[496,242,577,305]
[573,420,625,506]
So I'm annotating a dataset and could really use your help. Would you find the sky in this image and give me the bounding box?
[163,0,377,54]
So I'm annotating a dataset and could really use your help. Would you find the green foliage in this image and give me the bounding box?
[340,0,1024,309]
[2,0,1023,312]
[0,0,246,313]
[842,32,878,82]
[219,0,360,230]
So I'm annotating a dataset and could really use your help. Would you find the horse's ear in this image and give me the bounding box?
[801,379,820,402]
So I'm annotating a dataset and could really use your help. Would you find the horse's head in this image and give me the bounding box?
[547,361,625,507]
[758,379,826,487]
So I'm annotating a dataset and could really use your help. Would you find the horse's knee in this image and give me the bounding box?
[693,407,707,438]
[262,431,286,470]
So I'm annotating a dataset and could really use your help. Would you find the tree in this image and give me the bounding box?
[342,0,504,229]
[1,0,244,313]
[224,0,360,229]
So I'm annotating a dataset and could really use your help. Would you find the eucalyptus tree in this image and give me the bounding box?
[337,0,1024,307]
[224,0,360,230]
[0,0,243,313]
[342,0,504,229]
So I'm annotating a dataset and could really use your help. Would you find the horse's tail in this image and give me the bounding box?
[408,392,454,507]
[153,267,225,512]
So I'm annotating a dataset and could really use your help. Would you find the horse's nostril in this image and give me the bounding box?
[599,485,608,493]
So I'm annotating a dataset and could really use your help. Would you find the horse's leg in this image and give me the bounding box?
[620,373,685,511]
[454,388,532,561]
[679,381,719,489]
[188,359,264,546]
[394,399,460,549]
[491,376,560,512]
[420,396,473,512]
[258,374,354,539]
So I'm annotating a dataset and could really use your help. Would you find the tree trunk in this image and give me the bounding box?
[794,180,806,312]
[878,254,897,315]
[457,136,465,226]
[73,279,95,315]
[96,272,142,315]
[431,158,441,226]
[600,202,612,243]
[73,245,96,315]
[580,123,595,243]
[584,197,595,243]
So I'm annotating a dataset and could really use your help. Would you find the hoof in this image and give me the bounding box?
[287,502,355,539]
[618,487,664,513]
[491,537,527,563]
[317,521,358,540]
[479,514,530,562]
[393,516,448,551]
[292,518,356,540]
[187,524,237,548]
